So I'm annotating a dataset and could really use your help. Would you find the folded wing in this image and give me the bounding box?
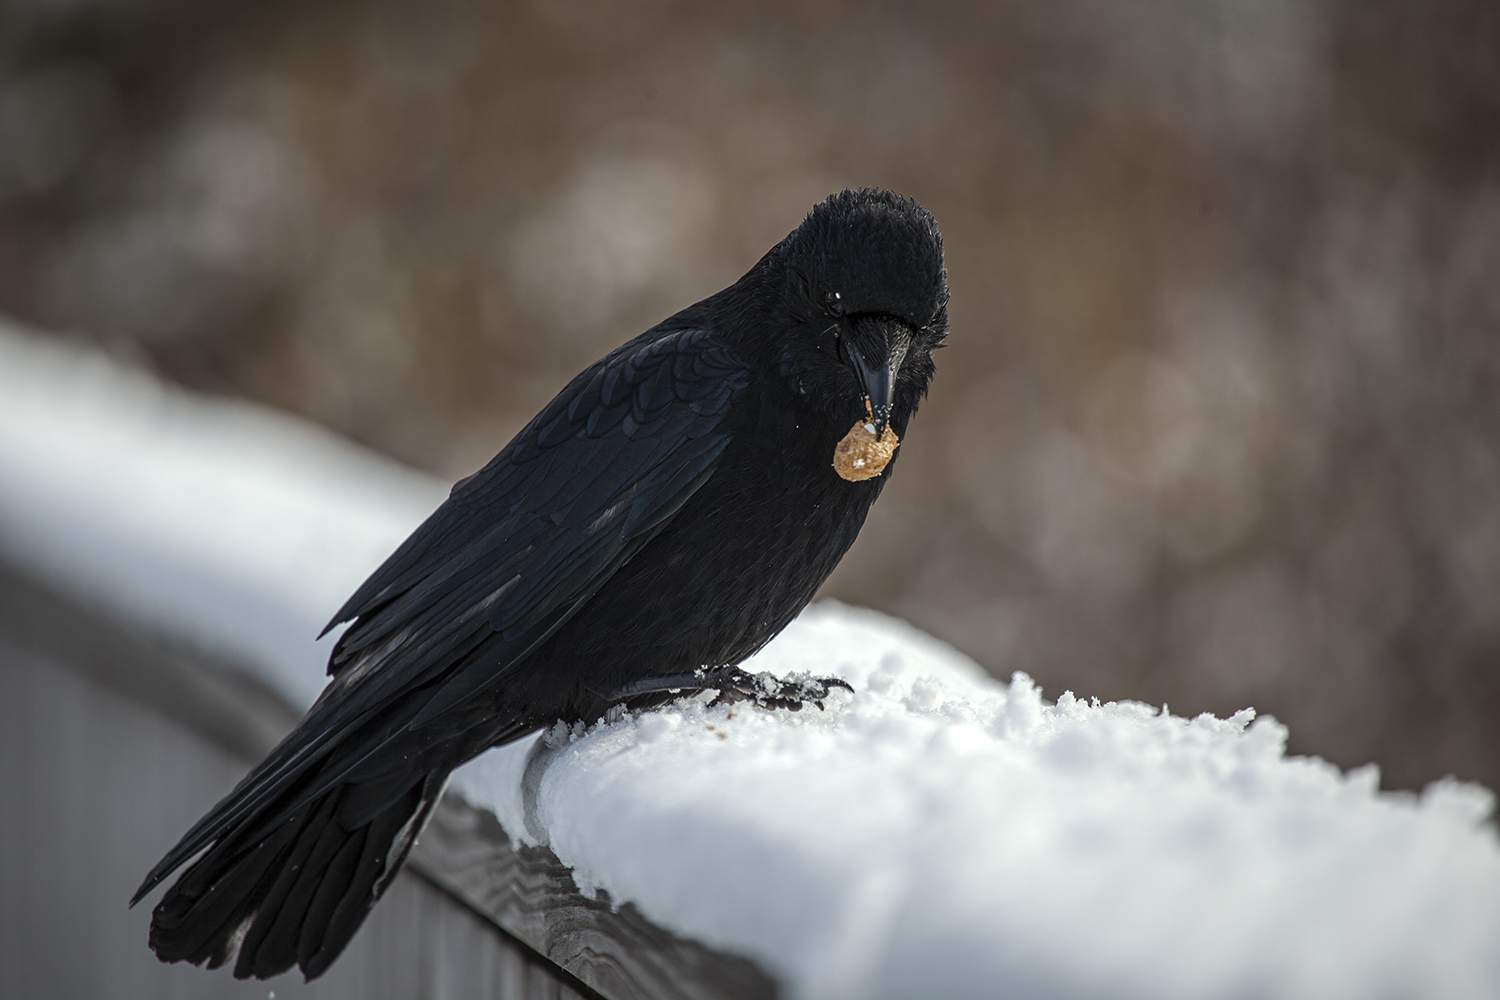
[133,320,750,905]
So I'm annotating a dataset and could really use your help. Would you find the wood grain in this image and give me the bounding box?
[413,799,778,1000]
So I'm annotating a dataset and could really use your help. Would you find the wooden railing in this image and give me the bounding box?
[0,557,778,1000]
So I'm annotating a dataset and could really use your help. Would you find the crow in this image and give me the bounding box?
[132,187,948,980]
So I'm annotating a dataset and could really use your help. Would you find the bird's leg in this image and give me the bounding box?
[610,667,853,712]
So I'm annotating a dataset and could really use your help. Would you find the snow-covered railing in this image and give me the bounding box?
[3,318,1500,1000]
[0,319,769,1000]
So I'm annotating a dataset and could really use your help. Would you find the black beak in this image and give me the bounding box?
[843,316,906,436]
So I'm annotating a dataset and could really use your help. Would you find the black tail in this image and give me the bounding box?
[143,770,448,980]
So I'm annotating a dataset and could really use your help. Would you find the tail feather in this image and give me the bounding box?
[136,684,529,981]
[234,793,350,979]
[148,774,443,980]
[305,794,418,977]
[149,812,306,967]
[296,825,370,970]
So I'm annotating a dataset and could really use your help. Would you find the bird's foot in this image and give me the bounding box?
[609,667,853,712]
[698,667,853,712]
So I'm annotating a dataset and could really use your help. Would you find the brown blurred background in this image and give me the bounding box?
[0,0,1496,791]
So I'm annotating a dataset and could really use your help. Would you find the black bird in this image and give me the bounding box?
[132,187,948,980]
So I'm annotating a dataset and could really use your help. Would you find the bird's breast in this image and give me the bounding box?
[523,393,886,720]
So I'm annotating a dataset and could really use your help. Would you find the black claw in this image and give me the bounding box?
[608,667,853,713]
[700,668,853,712]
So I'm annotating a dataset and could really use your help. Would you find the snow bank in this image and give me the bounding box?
[3,319,1498,999]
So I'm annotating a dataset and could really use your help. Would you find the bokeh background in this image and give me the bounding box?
[1,0,1496,791]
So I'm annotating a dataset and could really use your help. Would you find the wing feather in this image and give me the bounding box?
[133,322,750,905]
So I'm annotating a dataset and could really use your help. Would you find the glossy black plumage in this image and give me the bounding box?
[133,187,948,980]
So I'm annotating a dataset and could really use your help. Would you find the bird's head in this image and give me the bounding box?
[774,188,948,438]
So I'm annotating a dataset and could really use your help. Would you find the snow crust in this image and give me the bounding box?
[3,319,1498,998]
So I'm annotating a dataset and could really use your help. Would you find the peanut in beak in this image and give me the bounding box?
[832,417,899,482]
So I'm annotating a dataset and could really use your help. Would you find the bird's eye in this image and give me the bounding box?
[825,291,844,317]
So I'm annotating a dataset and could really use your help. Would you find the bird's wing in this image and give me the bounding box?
[325,322,748,716]
[133,323,749,903]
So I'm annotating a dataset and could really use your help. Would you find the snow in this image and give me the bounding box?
[0,319,445,705]
[451,606,1500,1000]
[3,318,1499,999]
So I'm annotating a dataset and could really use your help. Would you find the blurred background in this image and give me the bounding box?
[0,0,1496,792]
